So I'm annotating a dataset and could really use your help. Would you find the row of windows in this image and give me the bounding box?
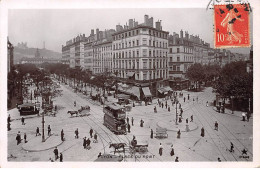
[113,39,167,50]
[113,50,167,59]
[113,59,167,70]
[114,29,168,40]
[114,69,168,80]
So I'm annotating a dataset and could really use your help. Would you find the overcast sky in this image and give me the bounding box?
[8,9,250,54]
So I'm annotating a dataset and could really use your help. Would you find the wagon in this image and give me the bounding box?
[129,140,148,153]
[155,127,168,139]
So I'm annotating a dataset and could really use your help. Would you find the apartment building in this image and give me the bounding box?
[168,30,211,90]
[112,15,169,98]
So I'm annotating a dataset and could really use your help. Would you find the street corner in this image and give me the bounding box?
[22,134,64,152]
[157,120,198,132]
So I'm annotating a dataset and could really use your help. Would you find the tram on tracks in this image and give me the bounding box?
[103,103,126,135]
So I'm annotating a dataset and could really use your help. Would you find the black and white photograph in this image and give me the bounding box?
[1,0,260,167]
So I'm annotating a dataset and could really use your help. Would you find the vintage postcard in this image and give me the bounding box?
[0,0,259,168]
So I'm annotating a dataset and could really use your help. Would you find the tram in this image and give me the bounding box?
[103,103,126,135]
[18,103,39,116]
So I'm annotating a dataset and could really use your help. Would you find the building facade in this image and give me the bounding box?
[112,16,169,97]
[93,40,113,74]
[168,30,211,90]
[62,34,87,68]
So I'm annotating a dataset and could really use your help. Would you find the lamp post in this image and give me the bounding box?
[175,99,178,125]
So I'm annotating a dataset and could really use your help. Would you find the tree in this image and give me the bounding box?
[186,63,205,91]
[203,64,221,86]
[214,61,252,111]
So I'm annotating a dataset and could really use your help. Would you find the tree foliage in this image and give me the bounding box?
[214,61,252,99]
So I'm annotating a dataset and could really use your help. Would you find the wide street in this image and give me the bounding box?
[7,78,253,162]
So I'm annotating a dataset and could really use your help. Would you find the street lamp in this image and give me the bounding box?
[175,99,178,125]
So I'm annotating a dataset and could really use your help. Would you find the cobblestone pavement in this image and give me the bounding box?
[7,79,253,162]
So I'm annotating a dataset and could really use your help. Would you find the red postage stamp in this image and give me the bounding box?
[214,4,250,48]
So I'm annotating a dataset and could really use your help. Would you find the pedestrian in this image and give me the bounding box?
[98,152,102,158]
[83,137,87,149]
[242,112,246,121]
[48,125,51,136]
[180,108,183,116]
[21,117,25,125]
[218,157,221,162]
[196,96,198,102]
[193,98,195,104]
[186,118,188,124]
[168,107,170,112]
[175,157,179,162]
[24,133,27,143]
[126,117,129,124]
[36,127,40,136]
[140,119,144,127]
[128,124,131,133]
[86,138,91,150]
[190,115,193,122]
[154,106,157,113]
[206,101,209,107]
[75,128,79,139]
[177,129,181,139]
[187,94,190,100]
[74,100,76,107]
[230,142,234,152]
[16,132,21,145]
[93,133,98,143]
[131,117,134,126]
[150,129,153,139]
[179,103,181,109]
[159,143,163,156]
[61,129,64,141]
[170,145,174,156]
[246,112,250,122]
[59,153,63,162]
[53,147,59,160]
[90,128,93,138]
[184,97,186,102]
[215,121,218,131]
[162,103,164,108]
[201,127,205,137]
[178,117,182,123]
[8,114,11,123]
[166,101,167,107]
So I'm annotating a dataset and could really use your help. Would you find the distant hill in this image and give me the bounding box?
[14,47,62,64]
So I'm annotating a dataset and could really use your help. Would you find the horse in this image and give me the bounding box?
[67,110,78,117]
[109,143,126,154]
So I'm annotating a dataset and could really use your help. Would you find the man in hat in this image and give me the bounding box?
[53,147,59,160]
[215,121,218,131]
[21,117,25,125]
[201,127,205,137]
[159,143,163,156]
[75,128,79,139]
[90,128,93,138]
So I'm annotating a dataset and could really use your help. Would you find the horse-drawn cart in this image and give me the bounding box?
[129,139,148,153]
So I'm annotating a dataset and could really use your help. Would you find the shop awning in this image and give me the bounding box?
[129,86,140,99]
[164,86,173,92]
[127,72,135,77]
[142,87,152,97]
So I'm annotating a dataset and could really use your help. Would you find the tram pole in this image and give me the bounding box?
[175,99,178,125]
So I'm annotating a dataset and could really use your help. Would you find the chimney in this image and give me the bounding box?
[129,19,134,29]
[180,30,183,39]
[91,29,94,36]
[155,21,160,30]
[148,17,153,27]
[144,15,149,26]
[96,28,99,40]
[185,31,189,40]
